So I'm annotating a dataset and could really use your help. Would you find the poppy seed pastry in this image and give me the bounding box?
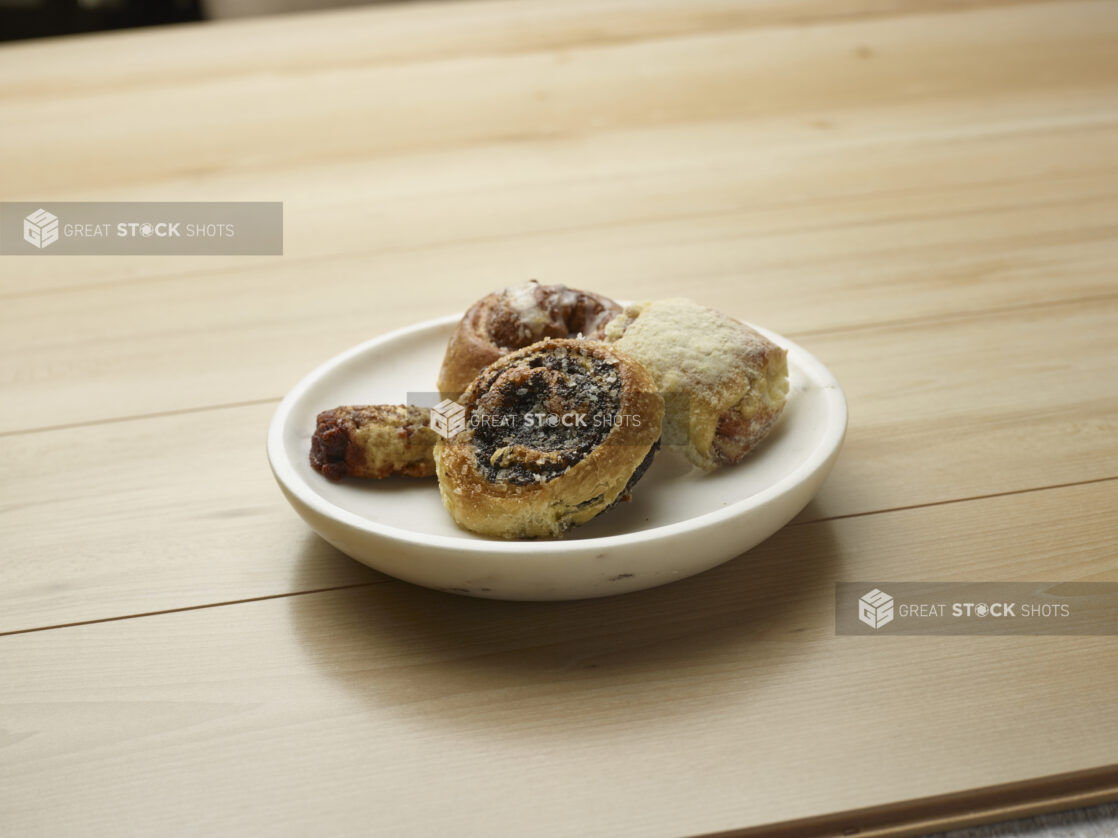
[603,298,789,469]
[434,339,663,539]
[436,280,622,398]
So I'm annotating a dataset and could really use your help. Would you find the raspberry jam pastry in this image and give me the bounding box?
[310,405,438,480]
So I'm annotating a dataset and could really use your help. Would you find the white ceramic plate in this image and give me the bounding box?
[267,313,846,600]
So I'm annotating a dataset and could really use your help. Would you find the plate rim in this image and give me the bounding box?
[267,312,847,553]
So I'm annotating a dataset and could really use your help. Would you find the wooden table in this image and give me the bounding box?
[2,1,1117,834]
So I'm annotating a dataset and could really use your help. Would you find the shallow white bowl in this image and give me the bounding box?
[267,313,846,600]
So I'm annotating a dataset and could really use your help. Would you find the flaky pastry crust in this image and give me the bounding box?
[434,339,662,539]
[436,280,621,398]
[604,298,788,469]
[310,405,437,480]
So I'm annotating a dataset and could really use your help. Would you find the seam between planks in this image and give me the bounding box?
[5,171,1117,303]
[2,288,1116,439]
[1,473,1114,640]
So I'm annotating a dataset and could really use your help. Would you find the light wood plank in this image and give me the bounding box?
[0,403,385,636]
[1,0,1115,293]
[3,114,1116,296]
[2,301,1115,634]
[0,0,1058,103]
[1,0,1115,429]
[1,178,1115,432]
[2,87,1116,298]
[795,299,1118,521]
[3,0,1113,199]
[2,480,1116,836]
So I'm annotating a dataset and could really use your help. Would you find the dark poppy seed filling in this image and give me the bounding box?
[467,351,622,485]
[618,437,660,500]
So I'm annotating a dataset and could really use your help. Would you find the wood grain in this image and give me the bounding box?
[2,180,1115,430]
[2,480,1117,837]
[2,299,1116,633]
[2,0,1114,198]
[1,0,1116,293]
[2,0,1116,431]
[2,0,1117,833]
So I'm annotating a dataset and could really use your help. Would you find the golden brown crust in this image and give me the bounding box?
[310,405,438,480]
[604,299,789,469]
[434,339,663,539]
[436,280,622,398]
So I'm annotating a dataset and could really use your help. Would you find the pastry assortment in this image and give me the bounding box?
[310,280,789,539]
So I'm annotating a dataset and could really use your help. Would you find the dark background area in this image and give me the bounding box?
[0,0,203,42]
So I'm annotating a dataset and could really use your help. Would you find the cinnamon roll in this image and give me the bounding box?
[310,405,438,480]
[603,298,789,469]
[434,339,663,539]
[436,280,622,398]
